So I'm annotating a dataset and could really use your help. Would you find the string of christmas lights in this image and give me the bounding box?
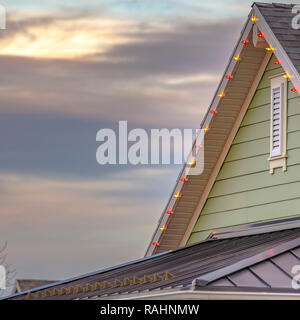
[152,17,299,249]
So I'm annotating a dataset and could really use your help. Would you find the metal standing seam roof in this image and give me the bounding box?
[208,246,300,289]
[6,227,300,300]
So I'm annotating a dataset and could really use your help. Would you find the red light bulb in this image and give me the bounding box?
[291,88,297,92]
[225,73,233,79]
[257,32,264,38]
[181,176,187,182]
[152,241,159,247]
[166,209,173,215]
[210,108,217,115]
[274,60,281,65]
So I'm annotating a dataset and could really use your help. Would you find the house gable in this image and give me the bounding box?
[188,54,300,244]
[146,2,300,256]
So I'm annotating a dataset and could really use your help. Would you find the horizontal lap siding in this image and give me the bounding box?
[187,54,300,244]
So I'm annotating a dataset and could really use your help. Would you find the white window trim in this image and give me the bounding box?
[268,73,287,174]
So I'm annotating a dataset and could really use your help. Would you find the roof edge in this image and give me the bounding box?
[2,251,168,300]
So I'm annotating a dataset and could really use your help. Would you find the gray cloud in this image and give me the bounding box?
[0,8,246,284]
[0,16,243,129]
[0,169,178,279]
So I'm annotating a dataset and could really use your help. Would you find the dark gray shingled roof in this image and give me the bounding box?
[7,227,300,300]
[255,2,300,73]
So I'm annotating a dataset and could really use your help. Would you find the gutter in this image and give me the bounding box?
[97,289,300,300]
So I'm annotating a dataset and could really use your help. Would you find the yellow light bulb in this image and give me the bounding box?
[282,73,292,78]
[266,46,275,51]
[160,224,167,232]
[251,16,259,22]
[218,91,225,98]
[189,158,196,168]
[174,192,181,198]
[234,54,240,61]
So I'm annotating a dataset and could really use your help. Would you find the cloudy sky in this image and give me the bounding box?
[0,0,298,286]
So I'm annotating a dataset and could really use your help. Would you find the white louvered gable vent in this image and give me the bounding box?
[271,85,282,157]
[269,74,287,174]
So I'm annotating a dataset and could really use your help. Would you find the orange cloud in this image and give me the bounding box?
[0,13,153,59]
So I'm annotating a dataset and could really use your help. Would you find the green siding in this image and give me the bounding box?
[187,54,300,244]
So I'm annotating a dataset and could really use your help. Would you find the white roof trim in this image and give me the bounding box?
[94,288,300,300]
